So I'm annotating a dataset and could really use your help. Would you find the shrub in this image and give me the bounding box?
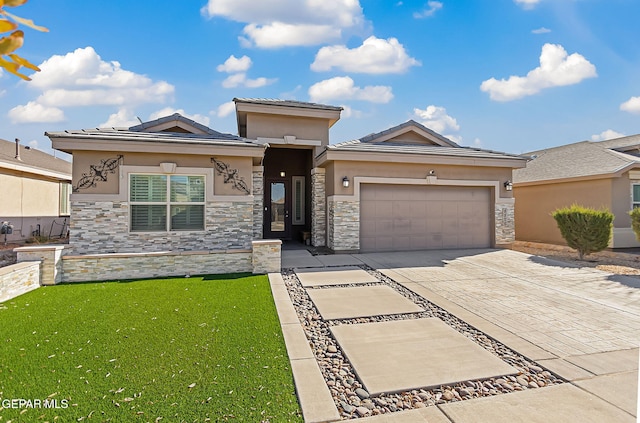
[629,208,640,241]
[552,205,614,260]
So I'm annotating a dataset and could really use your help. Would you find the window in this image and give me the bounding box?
[292,176,305,225]
[633,184,640,209]
[130,174,205,232]
[59,182,71,216]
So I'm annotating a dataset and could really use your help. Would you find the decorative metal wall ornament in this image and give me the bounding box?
[211,158,250,195]
[73,155,124,192]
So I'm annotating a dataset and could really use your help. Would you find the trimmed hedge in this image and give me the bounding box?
[552,205,614,260]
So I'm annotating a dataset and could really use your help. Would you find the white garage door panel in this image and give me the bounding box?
[360,184,491,252]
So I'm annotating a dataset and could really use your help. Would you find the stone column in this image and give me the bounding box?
[252,166,264,240]
[14,245,65,285]
[327,199,360,252]
[495,200,515,247]
[252,240,281,274]
[311,168,326,247]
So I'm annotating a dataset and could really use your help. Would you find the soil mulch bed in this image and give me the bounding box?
[511,241,640,277]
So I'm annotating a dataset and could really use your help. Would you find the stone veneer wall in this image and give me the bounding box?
[62,250,253,282]
[15,245,64,285]
[252,167,264,240]
[0,261,40,302]
[70,199,253,254]
[311,168,326,247]
[252,240,281,274]
[495,202,515,246]
[327,199,360,251]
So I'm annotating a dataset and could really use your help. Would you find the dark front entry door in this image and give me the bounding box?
[265,179,291,239]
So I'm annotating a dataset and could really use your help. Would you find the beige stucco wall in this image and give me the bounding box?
[72,152,252,196]
[1,171,61,216]
[246,114,329,145]
[613,172,633,228]
[327,161,514,197]
[514,178,613,245]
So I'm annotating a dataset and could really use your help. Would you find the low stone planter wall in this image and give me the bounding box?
[0,261,40,302]
[11,240,281,285]
[62,249,253,282]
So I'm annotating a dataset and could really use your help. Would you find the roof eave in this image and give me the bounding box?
[318,148,527,168]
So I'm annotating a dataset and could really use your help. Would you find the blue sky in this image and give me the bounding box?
[1,0,639,159]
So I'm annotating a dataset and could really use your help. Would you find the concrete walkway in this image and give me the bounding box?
[272,248,639,422]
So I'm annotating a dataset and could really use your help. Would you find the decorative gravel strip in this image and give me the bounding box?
[282,265,565,420]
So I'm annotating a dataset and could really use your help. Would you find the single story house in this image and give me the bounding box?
[44,98,525,281]
[0,138,72,243]
[513,134,640,248]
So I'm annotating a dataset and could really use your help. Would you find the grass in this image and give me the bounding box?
[0,274,302,422]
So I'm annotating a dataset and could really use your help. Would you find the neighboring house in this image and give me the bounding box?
[45,98,525,280]
[513,134,640,248]
[0,138,72,243]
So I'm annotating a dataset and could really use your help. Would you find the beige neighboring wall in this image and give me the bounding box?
[72,152,253,196]
[1,171,62,217]
[514,178,613,245]
[327,161,515,197]
[246,114,329,145]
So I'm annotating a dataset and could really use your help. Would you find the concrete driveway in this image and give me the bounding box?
[275,248,639,422]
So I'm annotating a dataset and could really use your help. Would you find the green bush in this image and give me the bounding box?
[552,205,614,260]
[629,207,640,241]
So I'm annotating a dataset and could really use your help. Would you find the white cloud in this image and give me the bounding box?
[221,73,277,89]
[515,0,541,9]
[149,107,211,127]
[201,0,365,48]
[413,105,460,134]
[308,76,393,104]
[242,23,341,48]
[8,101,65,123]
[591,129,625,141]
[10,47,174,123]
[620,96,640,114]
[311,36,420,74]
[28,140,39,149]
[480,43,597,102]
[413,1,443,19]
[216,101,236,118]
[216,55,252,73]
[532,27,551,34]
[99,108,140,128]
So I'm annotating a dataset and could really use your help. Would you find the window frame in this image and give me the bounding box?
[59,182,71,216]
[292,176,305,225]
[632,183,640,209]
[129,173,206,233]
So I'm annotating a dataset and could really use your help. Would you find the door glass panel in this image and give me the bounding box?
[271,182,285,232]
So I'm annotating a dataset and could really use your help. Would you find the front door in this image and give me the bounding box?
[265,179,291,239]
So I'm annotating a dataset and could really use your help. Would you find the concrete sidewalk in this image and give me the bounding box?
[273,249,638,422]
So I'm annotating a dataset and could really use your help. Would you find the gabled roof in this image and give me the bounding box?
[128,113,225,136]
[358,120,459,147]
[233,98,343,112]
[46,114,262,156]
[514,134,640,185]
[0,138,71,180]
[326,120,525,163]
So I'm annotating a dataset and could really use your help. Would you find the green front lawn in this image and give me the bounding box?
[0,274,302,422]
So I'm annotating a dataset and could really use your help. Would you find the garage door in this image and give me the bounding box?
[360,184,491,252]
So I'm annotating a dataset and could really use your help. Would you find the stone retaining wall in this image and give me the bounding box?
[62,250,253,282]
[0,261,40,302]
